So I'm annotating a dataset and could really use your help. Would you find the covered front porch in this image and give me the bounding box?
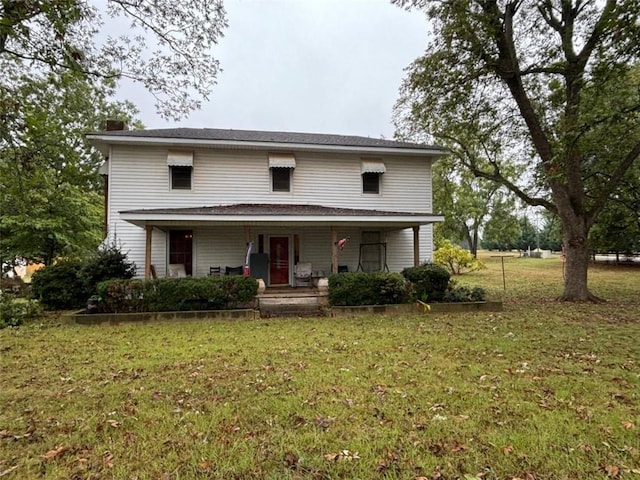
[120,204,443,286]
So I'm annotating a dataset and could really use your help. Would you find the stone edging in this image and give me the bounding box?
[330,301,503,316]
[65,309,258,325]
[65,301,503,324]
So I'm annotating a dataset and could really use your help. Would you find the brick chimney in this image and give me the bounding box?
[105,120,128,131]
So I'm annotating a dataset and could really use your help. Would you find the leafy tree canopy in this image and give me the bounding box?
[394,0,640,301]
[433,154,518,257]
[1,0,227,119]
[0,71,139,267]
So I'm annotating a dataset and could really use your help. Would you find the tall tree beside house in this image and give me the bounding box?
[480,201,521,252]
[0,71,139,268]
[0,0,227,119]
[433,153,518,258]
[394,0,640,301]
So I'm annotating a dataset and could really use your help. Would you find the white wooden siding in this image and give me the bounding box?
[106,145,436,276]
[108,146,433,212]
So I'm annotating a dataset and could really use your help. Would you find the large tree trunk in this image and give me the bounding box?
[558,210,602,302]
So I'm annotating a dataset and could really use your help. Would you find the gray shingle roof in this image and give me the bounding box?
[121,203,434,217]
[93,127,443,151]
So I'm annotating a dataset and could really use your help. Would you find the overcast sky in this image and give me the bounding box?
[120,0,430,139]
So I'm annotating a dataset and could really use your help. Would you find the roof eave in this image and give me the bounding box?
[120,212,445,228]
[86,134,448,157]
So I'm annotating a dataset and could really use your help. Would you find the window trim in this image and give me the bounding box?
[362,171,381,194]
[271,167,292,192]
[170,165,193,190]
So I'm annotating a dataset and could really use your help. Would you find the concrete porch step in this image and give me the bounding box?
[258,292,328,318]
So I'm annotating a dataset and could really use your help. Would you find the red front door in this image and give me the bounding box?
[269,236,290,285]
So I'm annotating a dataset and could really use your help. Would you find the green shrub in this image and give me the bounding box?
[97,279,147,313]
[434,240,486,275]
[96,276,258,313]
[79,245,136,296]
[145,277,220,312]
[30,246,136,310]
[401,263,451,302]
[328,272,409,306]
[31,259,87,309]
[443,284,487,302]
[0,295,42,328]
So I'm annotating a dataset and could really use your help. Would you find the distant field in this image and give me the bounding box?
[1,257,638,479]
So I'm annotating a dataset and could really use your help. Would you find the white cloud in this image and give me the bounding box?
[116,0,430,138]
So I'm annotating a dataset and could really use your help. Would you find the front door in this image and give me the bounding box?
[169,230,193,276]
[269,236,290,285]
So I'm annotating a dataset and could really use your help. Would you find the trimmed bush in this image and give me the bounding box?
[96,276,258,313]
[30,246,136,310]
[443,284,487,302]
[97,279,147,313]
[31,259,87,309]
[79,245,136,295]
[401,263,451,302]
[328,272,409,306]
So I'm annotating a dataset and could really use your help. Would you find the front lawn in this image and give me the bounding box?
[1,256,638,479]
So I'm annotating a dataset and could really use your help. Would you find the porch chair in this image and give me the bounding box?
[225,265,244,276]
[168,264,187,277]
[209,266,222,277]
[294,262,312,287]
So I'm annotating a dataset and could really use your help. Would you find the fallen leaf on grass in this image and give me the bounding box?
[43,446,69,460]
[450,440,468,453]
[103,451,114,468]
[603,464,620,478]
[502,445,514,455]
[621,421,635,430]
[284,451,299,469]
[324,450,360,462]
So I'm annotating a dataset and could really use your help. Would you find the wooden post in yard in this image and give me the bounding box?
[145,225,152,279]
[413,225,420,266]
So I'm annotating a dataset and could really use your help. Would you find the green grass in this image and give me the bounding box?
[1,256,639,479]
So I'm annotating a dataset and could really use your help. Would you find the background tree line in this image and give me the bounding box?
[1,0,227,273]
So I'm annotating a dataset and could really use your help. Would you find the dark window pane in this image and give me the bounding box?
[362,172,380,194]
[272,168,291,192]
[171,166,192,189]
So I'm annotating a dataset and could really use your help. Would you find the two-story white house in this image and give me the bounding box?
[86,127,445,286]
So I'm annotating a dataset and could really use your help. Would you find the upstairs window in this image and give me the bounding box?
[167,150,194,190]
[361,160,385,194]
[362,172,381,194]
[271,168,291,192]
[171,166,192,190]
[269,153,296,192]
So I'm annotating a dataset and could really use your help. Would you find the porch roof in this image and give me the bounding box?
[120,203,444,228]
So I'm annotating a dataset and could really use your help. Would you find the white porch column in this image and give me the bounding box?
[331,226,338,274]
[145,224,153,279]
